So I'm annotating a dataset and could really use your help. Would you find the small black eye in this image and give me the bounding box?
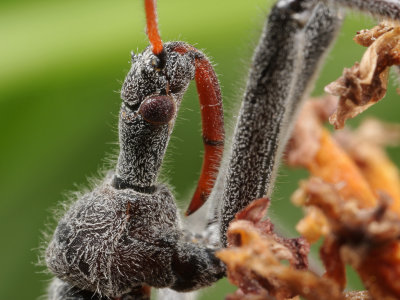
[139,95,176,125]
[152,48,167,70]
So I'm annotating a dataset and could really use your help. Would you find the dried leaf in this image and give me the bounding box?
[286,95,337,167]
[289,97,400,216]
[290,127,377,209]
[354,22,395,47]
[217,198,317,299]
[325,24,400,129]
[217,218,343,300]
[287,97,387,243]
[287,94,400,298]
[294,206,329,244]
[320,235,346,290]
[298,178,400,299]
[334,119,400,215]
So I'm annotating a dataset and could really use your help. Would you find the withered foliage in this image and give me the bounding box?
[217,198,343,300]
[334,119,400,215]
[325,22,400,129]
[288,95,400,299]
[297,178,400,300]
[219,94,400,299]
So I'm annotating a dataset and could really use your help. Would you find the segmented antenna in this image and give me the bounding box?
[188,57,224,215]
[144,0,163,55]
[143,1,224,216]
[173,44,225,216]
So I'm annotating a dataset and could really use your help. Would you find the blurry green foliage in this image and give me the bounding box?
[0,0,399,299]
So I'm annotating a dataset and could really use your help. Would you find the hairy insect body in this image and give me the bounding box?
[46,181,179,296]
[46,42,225,299]
[48,277,150,300]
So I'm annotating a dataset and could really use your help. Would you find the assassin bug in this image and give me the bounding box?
[44,0,400,299]
[45,0,225,299]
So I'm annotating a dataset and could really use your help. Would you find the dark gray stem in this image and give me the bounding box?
[217,0,342,245]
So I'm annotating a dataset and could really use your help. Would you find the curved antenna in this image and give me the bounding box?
[173,44,225,216]
[144,0,164,55]
[188,57,224,215]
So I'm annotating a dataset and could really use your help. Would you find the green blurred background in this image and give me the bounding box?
[1,0,399,299]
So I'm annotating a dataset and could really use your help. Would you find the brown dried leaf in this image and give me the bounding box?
[217,218,343,300]
[288,97,388,243]
[354,241,400,300]
[287,93,400,298]
[218,198,314,299]
[289,97,400,216]
[334,119,400,216]
[326,24,400,129]
[320,235,346,290]
[292,184,329,243]
[287,97,377,211]
[229,198,309,270]
[354,22,395,47]
[294,206,329,244]
[301,178,400,242]
[216,198,358,300]
[298,178,400,299]
[286,95,337,167]
[226,289,272,300]
[295,129,377,208]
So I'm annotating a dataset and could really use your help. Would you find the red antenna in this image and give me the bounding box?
[173,44,225,216]
[144,0,164,55]
[143,2,224,216]
[187,57,224,215]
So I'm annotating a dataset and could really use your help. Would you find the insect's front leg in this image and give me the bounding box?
[215,0,342,245]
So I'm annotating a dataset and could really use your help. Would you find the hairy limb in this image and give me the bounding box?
[324,0,400,21]
[285,3,343,119]
[215,0,342,245]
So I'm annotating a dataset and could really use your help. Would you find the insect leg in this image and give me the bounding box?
[324,0,400,21]
[216,0,342,245]
[283,2,343,139]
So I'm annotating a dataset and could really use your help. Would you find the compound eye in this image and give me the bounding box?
[139,95,176,125]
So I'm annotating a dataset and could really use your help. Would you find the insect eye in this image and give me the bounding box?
[150,49,167,70]
[139,95,176,125]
